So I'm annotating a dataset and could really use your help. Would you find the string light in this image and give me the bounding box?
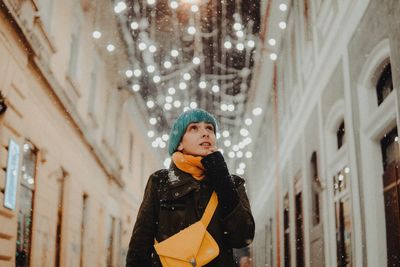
[125,70,133,77]
[132,84,140,92]
[138,42,147,50]
[170,0,178,9]
[168,87,176,95]
[252,107,263,115]
[106,44,115,52]
[163,61,172,69]
[130,21,139,30]
[199,81,207,89]
[92,31,102,39]
[147,130,155,138]
[148,45,157,53]
[233,22,242,31]
[147,65,155,73]
[236,30,244,38]
[153,75,161,83]
[191,5,199,12]
[187,26,196,35]
[224,41,232,49]
[179,82,187,90]
[268,38,276,46]
[171,49,179,57]
[133,69,142,77]
[247,40,255,48]
[114,1,127,13]
[211,85,220,93]
[279,3,288,11]
[110,0,260,155]
[245,118,252,125]
[236,43,244,51]
[192,57,201,65]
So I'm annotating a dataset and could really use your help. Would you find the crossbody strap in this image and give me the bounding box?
[200,192,218,226]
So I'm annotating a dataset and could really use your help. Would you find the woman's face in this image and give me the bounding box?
[177,122,216,157]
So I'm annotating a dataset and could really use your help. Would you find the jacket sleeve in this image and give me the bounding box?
[126,173,159,266]
[220,175,255,248]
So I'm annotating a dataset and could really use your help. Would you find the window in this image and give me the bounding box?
[380,127,400,266]
[310,152,321,225]
[333,167,352,267]
[16,141,37,267]
[80,194,88,267]
[284,194,291,267]
[295,192,305,267]
[55,170,67,267]
[337,121,345,149]
[376,63,393,106]
[107,216,116,267]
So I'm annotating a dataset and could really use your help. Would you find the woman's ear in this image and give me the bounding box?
[177,143,183,151]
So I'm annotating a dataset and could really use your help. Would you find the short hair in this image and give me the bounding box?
[168,108,218,155]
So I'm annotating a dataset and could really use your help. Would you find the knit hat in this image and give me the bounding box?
[168,108,218,155]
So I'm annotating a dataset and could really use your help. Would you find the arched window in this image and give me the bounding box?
[336,120,345,150]
[376,63,393,106]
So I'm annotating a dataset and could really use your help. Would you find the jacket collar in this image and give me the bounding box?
[167,163,201,199]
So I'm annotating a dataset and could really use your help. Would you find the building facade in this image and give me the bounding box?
[0,0,162,266]
[249,0,400,266]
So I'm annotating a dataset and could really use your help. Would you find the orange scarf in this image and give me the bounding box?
[172,152,205,180]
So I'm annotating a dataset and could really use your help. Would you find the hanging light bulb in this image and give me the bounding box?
[211,84,220,93]
[132,84,140,92]
[192,57,201,65]
[147,65,155,73]
[148,45,157,53]
[170,0,178,9]
[106,44,115,52]
[92,30,102,39]
[168,87,176,95]
[199,81,207,89]
[114,1,127,13]
[191,5,199,12]
[164,61,172,69]
[171,49,179,57]
[125,70,133,78]
[187,26,196,35]
[224,41,232,49]
[179,82,187,90]
[130,21,139,30]
[233,22,242,31]
[236,43,244,51]
[138,42,147,50]
[247,40,255,48]
[134,69,142,77]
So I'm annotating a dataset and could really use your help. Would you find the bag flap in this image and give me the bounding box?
[154,221,207,261]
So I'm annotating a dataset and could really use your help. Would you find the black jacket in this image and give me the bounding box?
[126,163,255,266]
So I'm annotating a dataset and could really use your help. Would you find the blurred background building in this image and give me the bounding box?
[0,0,399,266]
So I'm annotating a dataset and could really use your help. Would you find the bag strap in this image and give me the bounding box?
[200,192,218,226]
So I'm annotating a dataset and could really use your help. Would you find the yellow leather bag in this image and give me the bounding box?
[154,192,219,267]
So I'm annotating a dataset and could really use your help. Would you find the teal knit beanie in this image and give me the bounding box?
[168,108,218,155]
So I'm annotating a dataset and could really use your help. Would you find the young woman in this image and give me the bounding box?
[126,108,255,266]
